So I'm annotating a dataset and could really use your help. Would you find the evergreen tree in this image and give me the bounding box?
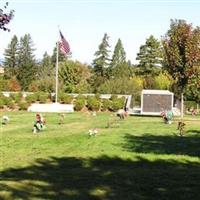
[93,33,110,77]
[136,35,163,76]
[109,39,132,78]
[42,52,52,67]
[30,52,55,92]
[110,38,126,68]
[51,45,66,65]
[111,62,133,79]
[4,35,19,77]
[40,52,54,77]
[17,34,36,90]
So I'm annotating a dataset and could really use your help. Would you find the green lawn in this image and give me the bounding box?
[0,112,200,200]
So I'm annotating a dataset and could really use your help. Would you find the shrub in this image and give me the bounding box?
[8,77,21,91]
[74,98,85,111]
[185,101,197,110]
[87,97,101,111]
[95,93,101,100]
[34,92,41,101]
[18,102,29,111]
[101,99,111,111]
[39,93,48,103]
[34,92,49,103]
[110,98,125,111]
[3,96,12,106]
[110,94,118,101]
[7,101,15,109]
[58,92,64,103]
[26,94,37,103]
[76,95,86,100]
[59,93,73,104]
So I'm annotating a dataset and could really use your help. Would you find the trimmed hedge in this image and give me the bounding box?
[59,93,73,104]
[101,99,112,111]
[110,97,125,112]
[74,99,85,111]
[87,96,101,111]
[26,94,37,103]
[7,100,15,109]
[18,102,29,110]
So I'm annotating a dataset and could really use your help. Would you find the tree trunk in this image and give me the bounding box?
[181,93,184,119]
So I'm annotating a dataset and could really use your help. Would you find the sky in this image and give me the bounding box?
[0,0,200,65]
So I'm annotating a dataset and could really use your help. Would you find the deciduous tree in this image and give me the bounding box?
[0,2,14,32]
[185,65,200,104]
[59,60,91,93]
[162,20,200,94]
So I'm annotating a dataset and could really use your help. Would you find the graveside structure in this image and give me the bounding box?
[28,103,74,113]
[141,89,174,115]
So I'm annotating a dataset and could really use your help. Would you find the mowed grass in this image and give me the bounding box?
[0,112,200,200]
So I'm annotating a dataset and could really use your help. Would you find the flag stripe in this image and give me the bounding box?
[59,31,70,56]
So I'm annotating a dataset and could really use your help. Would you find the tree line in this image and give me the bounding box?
[0,19,200,104]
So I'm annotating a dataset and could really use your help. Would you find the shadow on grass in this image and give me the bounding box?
[187,129,200,134]
[123,134,200,157]
[0,156,200,200]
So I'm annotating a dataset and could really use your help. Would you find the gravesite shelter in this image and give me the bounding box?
[141,89,174,115]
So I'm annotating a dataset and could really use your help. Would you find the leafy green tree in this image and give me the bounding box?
[31,77,55,92]
[59,60,91,93]
[4,35,19,78]
[93,33,110,77]
[17,34,36,90]
[185,65,200,104]
[143,76,156,89]
[162,19,200,96]
[98,76,143,95]
[136,35,163,76]
[154,72,173,90]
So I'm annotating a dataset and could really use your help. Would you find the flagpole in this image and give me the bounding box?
[55,35,59,103]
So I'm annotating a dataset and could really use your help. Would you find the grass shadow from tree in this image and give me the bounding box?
[122,133,200,157]
[0,155,200,200]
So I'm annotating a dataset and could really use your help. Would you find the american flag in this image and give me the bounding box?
[59,31,70,56]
